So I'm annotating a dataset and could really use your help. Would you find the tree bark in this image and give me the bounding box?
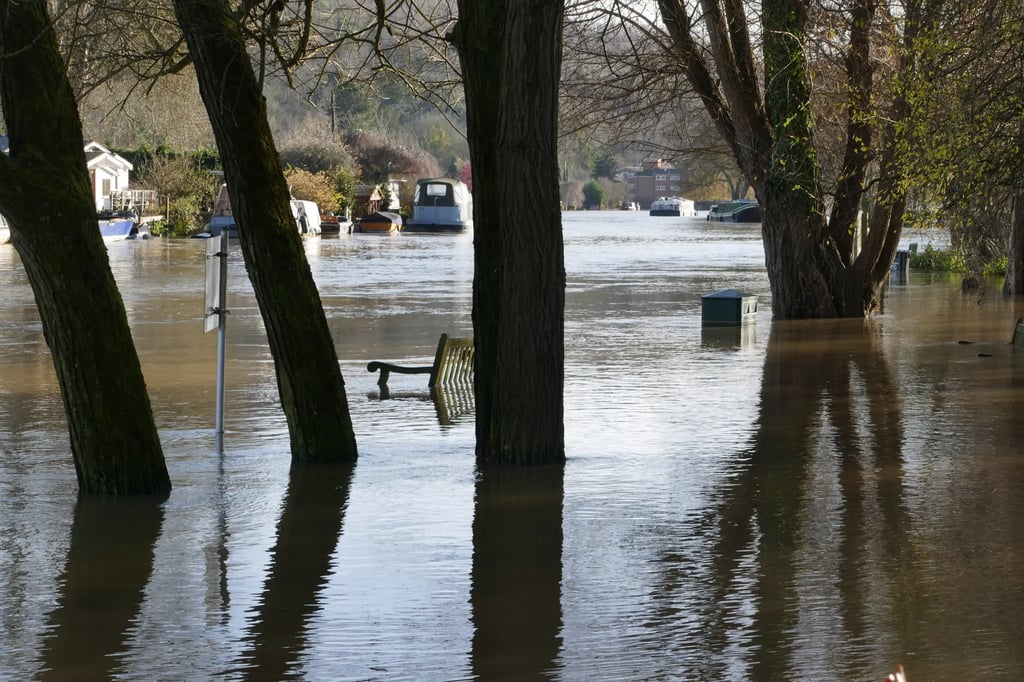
[0,0,170,494]
[172,0,357,462]
[659,0,910,319]
[1003,193,1024,296]
[453,0,566,465]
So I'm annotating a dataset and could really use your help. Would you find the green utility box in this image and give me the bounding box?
[701,289,758,327]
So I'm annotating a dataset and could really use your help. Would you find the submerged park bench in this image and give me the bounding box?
[367,333,475,390]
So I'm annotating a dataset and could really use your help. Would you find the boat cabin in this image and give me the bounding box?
[405,178,473,232]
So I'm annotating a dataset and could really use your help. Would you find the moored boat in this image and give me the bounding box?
[649,196,695,217]
[290,199,322,236]
[355,211,403,233]
[99,215,150,241]
[707,199,761,222]
[195,185,321,237]
[405,178,473,232]
[319,212,351,235]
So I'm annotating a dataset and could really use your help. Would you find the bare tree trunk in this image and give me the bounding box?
[454,0,566,465]
[0,0,170,494]
[1003,193,1024,296]
[658,0,911,319]
[172,0,357,462]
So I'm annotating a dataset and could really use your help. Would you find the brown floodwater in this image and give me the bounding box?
[1,212,1023,680]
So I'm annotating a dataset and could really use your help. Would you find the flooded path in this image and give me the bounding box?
[1,212,1023,680]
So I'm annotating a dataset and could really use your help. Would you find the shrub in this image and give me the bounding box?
[284,168,341,213]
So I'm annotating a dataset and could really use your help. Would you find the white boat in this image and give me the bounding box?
[620,201,640,211]
[405,178,473,232]
[649,196,695,217]
[290,199,321,236]
[0,213,9,244]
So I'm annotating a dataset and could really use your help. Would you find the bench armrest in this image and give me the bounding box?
[366,361,433,388]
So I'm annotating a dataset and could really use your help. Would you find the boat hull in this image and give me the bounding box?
[707,201,762,223]
[355,211,403,233]
[404,222,471,233]
[99,217,146,241]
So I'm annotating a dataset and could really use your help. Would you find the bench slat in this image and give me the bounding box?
[368,333,474,390]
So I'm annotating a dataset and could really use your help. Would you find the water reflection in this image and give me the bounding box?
[721,319,910,678]
[472,464,564,680]
[233,462,355,679]
[38,495,165,681]
[4,218,1024,679]
[371,384,477,428]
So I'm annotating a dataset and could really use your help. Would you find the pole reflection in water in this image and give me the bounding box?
[233,462,355,679]
[472,464,564,679]
[38,494,165,681]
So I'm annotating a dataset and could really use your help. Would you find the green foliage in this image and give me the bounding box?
[984,257,1008,277]
[582,180,604,209]
[899,4,1024,270]
[422,125,452,162]
[909,245,965,272]
[134,152,214,236]
[330,83,377,132]
[909,243,1007,276]
[592,152,618,180]
[330,166,357,211]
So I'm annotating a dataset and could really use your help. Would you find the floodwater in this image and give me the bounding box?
[1,212,1023,681]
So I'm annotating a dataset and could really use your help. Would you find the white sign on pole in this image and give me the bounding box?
[204,235,222,333]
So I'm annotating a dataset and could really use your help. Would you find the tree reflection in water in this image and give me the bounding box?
[471,463,564,679]
[236,462,355,680]
[39,494,165,681]
[698,319,918,679]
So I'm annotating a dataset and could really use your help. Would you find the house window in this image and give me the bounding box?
[670,174,681,181]
[655,174,666,181]
[670,185,680,191]
[102,179,111,196]
[655,185,666,192]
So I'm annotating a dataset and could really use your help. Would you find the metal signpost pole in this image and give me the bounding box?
[204,231,229,453]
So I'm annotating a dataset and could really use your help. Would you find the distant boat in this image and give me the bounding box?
[620,201,640,211]
[707,200,761,222]
[98,214,150,241]
[1,210,146,243]
[405,178,473,232]
[195,185,321,237]
[649,196,695,217]
[354,211,403,233]
[319,212,351,236]
[290,199,321,236]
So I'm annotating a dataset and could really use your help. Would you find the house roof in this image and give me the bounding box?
[85,141,133,173]
[354,184,383,200]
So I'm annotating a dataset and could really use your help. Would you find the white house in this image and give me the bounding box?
[2,137,142,215]
[84,141,133,212]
